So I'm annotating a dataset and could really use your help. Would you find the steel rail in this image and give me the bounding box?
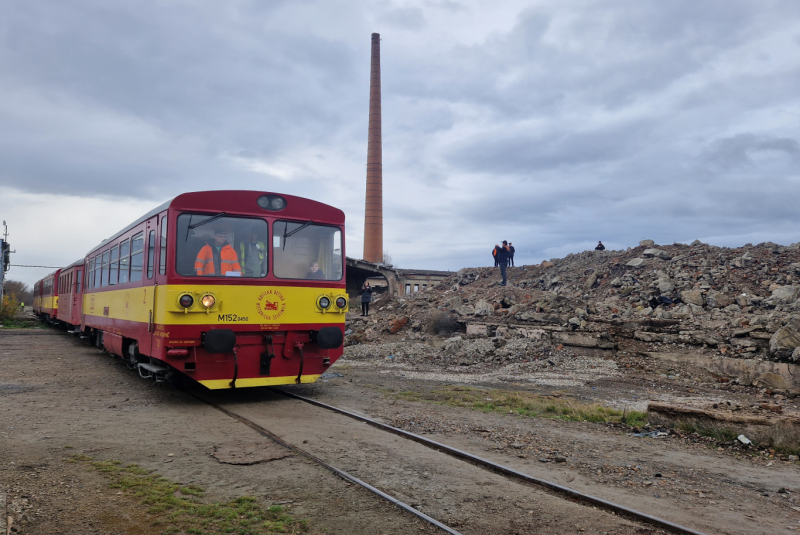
[276,389,708,535]
[184,390,464,535]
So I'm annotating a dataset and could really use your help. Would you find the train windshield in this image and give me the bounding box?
[176,214,269,278]
[273,221,343,281]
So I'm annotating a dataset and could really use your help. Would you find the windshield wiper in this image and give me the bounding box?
[189,213,228,230]
[282,220,313,250]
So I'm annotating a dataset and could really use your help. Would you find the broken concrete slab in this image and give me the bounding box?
[645,351,800,393]
[769,326,800,361]
[648,402,800,449]
[551,332,615,349]
[466,324,489,337]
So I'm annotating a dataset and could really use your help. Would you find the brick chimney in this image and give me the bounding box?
[363,32,383,263]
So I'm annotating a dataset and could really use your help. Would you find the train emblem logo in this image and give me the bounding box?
[256,289,286,320]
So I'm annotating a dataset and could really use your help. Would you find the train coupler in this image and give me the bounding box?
[138,362,171,383]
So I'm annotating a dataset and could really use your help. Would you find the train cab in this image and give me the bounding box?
[80,190,347,389]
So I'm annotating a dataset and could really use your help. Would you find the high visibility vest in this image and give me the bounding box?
[195,244,241,276]
[239,241,266,262]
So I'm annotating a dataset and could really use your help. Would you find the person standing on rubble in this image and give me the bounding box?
[492,244,500,267]
[497,240,511,286]
[509,242,516,267]
[360,281,373,316]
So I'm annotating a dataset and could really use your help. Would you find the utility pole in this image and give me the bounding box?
[0,220,8,305]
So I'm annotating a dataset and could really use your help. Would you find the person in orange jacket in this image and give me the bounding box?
[195,229,242,276]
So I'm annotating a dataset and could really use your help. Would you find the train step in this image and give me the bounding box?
[137,362,171,382]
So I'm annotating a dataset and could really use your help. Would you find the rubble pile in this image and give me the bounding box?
[344,239,800,391]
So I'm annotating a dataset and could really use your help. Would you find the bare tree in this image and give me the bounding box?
[3,280,32,304]
[382,251,394,268]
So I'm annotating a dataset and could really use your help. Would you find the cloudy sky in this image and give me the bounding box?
[2,0,800,289]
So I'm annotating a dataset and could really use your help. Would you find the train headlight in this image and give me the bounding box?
[179,294,194,308]
[318,296,331,310]
[201,294,216,308]
[336,297,347,309]
[257,194,287,211]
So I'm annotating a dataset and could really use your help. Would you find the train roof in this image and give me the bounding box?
[85,190,344,256]
[63,258,86,270]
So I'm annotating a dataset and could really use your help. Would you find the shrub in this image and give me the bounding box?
[0,292,20,323]
[427,310,460,335]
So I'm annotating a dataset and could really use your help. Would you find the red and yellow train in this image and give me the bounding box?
[33,190,347,389]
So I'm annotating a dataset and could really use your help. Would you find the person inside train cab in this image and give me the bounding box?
[239,231,266,277]
[195,229,242,276]
[306,261,325,280]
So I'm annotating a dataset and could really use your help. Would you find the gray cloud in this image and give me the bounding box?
[3,0,800,288]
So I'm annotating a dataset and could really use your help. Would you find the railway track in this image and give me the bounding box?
[185,386,708,535]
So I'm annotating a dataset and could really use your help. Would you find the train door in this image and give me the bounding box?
[71,268,83,326]
[150,211,168,355]
[139,216,159,356]
[52,273,59,319]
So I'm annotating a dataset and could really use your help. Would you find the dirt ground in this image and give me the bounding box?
[3,322,800,534]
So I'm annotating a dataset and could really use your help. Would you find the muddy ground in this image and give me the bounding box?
[2,320,800,534]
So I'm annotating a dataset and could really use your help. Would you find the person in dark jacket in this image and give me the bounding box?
[360,282,373,316]
[492,244,500,267]
[595,241,605,251]
[306,261,325,279]
[497,240,511,286]
[509,242,515,267]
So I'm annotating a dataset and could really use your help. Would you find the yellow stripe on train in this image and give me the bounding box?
[82,284,347,325]
[198,375,322,389]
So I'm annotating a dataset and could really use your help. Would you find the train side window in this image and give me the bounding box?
[109,246,119,285]
[77,270,82,293]
[130,232,144,282]
[94,255,101,289]
[119,240,130,284]
[159,216,168,275]
[101,250,110,287]
[146,230,156,279]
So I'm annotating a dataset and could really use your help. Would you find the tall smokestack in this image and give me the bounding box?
[363,32,383,263]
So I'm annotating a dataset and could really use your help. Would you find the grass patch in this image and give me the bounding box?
[393,385,648,426]
[69,455,310,534]
[677,421,737,443]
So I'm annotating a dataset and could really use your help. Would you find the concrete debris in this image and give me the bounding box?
[345,239,800,392]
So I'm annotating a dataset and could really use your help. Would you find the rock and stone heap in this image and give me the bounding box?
[345,239,800,392]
